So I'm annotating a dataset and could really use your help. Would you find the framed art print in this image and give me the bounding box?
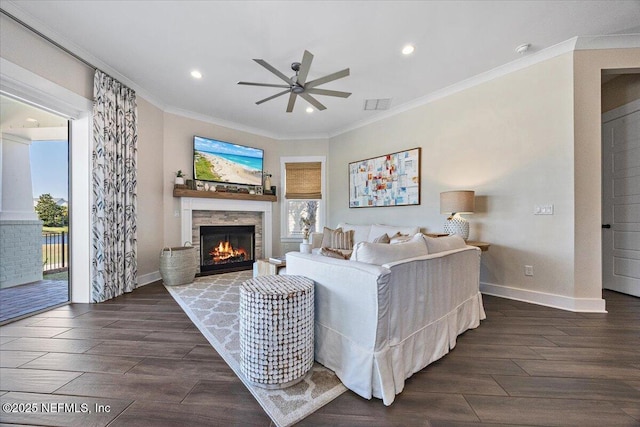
[349,147,421,208]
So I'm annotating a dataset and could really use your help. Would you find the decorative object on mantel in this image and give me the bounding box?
[255,185,263,195]
[440,190,475,240]
[175,170,185,186]
[216,185,227,192]
[263,172,272,190]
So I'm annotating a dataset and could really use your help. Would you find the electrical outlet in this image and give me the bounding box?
[534,204,554,215]
[524,265,534,276]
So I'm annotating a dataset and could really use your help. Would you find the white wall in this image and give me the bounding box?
[136,98,165,281]
[161,112,280,249]
[329,53,581,307]
[1,14,166,284]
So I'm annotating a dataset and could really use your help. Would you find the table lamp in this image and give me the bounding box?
[440,190,475,240]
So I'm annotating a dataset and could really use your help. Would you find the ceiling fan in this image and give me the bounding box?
[238,50,351,113]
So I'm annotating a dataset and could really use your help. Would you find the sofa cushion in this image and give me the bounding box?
[350,233,428,265]
[368,224,420,243]
[372,233,390,244]
[337,223,371,245]
[321,227,355,250]
[424,234,467,254]
[319,247,352,260]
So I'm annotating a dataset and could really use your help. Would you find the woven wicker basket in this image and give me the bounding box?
[159,243,198,286]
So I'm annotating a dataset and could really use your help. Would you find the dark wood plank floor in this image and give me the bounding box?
[1,283,638,426]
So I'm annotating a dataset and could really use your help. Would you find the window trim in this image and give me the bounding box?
[280,156,326,242]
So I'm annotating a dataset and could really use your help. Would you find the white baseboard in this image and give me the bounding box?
[480,282,607,313]
[138,271,162,287]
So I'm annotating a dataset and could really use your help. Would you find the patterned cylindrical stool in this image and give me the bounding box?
[239,275,314,389]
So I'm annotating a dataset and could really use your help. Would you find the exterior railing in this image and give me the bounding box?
[42,231,67,272]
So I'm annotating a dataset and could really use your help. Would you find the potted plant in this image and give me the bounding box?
[175,170,185,185]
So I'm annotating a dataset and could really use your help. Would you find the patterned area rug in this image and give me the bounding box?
[165,271,347,427]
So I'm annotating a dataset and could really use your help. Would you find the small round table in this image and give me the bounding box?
[239,275,314,388]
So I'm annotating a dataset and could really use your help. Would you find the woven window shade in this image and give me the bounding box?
[285,162,322,199]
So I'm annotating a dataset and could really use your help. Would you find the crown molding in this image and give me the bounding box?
[575,33,640,50]
[1,2,167,112]
[163,106,280,140]
[330,37,579,137]
[4,0,639,142]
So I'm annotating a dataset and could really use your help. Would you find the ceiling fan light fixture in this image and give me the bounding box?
[190,70,203,79]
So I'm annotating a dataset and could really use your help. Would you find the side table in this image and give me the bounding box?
[239,275,314,388]
[254,258,286,276]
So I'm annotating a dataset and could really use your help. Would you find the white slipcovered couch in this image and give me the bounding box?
[285,223,485,405]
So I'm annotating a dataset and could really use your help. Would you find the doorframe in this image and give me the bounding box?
[1,58,93,303]
[601,97,640,296]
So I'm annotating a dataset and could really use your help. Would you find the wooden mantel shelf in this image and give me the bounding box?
[173,188,277,202]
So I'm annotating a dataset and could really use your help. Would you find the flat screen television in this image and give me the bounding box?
[193,135,264,186]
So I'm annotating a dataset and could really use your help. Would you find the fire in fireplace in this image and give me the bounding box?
[199,225,255,274]
[209,240,247,263]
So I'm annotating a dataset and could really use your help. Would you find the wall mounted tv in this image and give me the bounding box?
[193,136,264,186]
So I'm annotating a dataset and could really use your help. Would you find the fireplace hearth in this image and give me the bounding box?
[199,225,255,274]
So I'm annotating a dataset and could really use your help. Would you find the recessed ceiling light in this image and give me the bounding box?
[306,107,313,113]
[25,117,38,122]
[515,43,531,55]
[402,44,415,55]
[190,70,203,79]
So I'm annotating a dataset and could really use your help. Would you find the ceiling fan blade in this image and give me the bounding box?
[299,92,326,111]
[286,92,297,113]
[305,68,350,88]
[238,82,291,88]
[306,88,351,98]
[253,59,294,85]
[256,89,291,105]
[297,50,314,85]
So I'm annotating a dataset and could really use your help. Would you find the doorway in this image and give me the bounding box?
[0,95,70,322]
[601,86,640,298]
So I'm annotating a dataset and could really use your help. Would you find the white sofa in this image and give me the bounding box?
[286,225,485,405]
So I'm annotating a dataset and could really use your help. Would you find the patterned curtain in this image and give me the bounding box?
[91,70,137,302]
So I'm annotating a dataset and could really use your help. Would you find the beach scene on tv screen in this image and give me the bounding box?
[194,137,263,186]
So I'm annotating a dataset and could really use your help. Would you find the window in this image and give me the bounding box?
[281,157,325,241]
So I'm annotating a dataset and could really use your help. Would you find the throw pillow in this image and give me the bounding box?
[351,233,428,265]
[424,234,467,254]
[321,227,354,250]
[372,233,390,244]
[319,247,351,260]
[390,232,412,244]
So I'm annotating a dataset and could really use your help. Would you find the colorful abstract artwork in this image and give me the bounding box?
[349,148,421,208]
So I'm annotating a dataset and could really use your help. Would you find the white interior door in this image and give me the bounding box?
[602,102,640,297]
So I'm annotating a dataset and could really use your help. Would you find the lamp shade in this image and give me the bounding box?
[440,190,475,214]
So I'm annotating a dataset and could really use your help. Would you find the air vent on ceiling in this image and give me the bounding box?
[364,98,392,111]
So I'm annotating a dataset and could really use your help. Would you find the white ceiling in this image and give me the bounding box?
[3,1,640,139]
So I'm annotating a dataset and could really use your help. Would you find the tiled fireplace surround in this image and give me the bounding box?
[179,197,273,273]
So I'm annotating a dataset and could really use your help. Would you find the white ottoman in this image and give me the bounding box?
[239,275,314,389]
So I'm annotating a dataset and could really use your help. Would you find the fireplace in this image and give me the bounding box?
[199,225,255,274]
